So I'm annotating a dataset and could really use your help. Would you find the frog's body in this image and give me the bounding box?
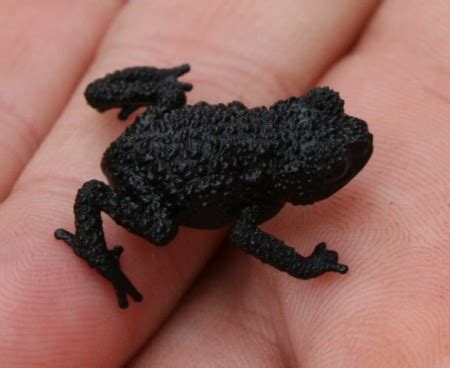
[55,64,373,308]
[102,103,275,229]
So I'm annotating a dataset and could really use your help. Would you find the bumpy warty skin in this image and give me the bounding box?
[85,64,193,120]
[102,87,372,226]
[55,64,373,308]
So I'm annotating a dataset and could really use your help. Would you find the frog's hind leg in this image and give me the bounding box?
[54,180,178,308]
[85,64,193,120]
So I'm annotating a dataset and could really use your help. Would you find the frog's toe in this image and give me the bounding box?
[110,265,143,309]
[170,63,190,77]
[54,228,76,247]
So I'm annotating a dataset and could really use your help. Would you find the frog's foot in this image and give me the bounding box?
[101,246,143,309]
[303,242,348,277]
[54,228,143,309]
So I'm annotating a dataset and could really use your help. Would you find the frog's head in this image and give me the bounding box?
[275,87,373,205]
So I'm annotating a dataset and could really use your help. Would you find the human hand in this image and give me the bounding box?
[1,1,449,366]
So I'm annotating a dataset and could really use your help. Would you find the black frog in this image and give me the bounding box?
[55,64,373,308]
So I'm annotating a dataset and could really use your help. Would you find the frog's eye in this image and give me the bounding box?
[324,160,348,182]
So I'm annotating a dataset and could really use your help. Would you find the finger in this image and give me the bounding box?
[290,0,450,365]
[130,1,450,366]
[135,1,450,367]
[129,248,300,367]
[0,0,379,366]
[0,0,125,201]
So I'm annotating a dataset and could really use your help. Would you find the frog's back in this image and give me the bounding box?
[102,102,277,207]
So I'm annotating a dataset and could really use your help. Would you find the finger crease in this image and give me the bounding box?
[0,95,40,156]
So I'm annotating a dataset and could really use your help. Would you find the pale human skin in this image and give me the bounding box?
[1,0,449,366]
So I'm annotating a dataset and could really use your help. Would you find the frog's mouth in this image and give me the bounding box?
[320,133,373,200]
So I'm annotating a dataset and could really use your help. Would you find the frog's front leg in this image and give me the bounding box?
[230,204,348,279]
[85,64,193,120]
[55,180,178,308]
